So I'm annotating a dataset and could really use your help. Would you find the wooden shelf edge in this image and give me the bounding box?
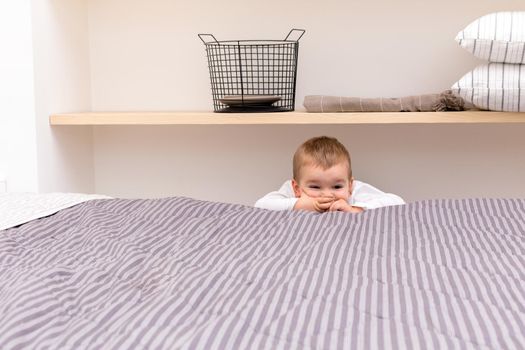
[49,111,525,125]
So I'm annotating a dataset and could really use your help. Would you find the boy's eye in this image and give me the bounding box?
[333,185,343,189]
[308,185,320,189]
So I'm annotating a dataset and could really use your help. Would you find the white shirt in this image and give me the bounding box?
[254,180,405,211]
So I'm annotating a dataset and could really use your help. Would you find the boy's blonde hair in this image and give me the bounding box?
[293,136,352,181]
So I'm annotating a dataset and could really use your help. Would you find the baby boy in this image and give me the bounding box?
[255,136,405,212]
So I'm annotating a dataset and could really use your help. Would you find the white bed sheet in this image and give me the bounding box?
[0,192,110,230]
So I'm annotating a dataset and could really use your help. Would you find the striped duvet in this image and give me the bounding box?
[0,197,524,349]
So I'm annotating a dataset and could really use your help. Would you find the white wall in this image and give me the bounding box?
[94,124,525,204]
[0,0,94,195]
[88,0,525,205]
[31,0,94,193]
[87,0,512,110]
[0,0,38,192]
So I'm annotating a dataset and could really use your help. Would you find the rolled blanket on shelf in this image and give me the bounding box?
[303,90,468,112]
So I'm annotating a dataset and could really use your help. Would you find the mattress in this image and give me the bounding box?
[0,196,524,349]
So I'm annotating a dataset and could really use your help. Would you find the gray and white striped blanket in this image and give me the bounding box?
[0,197,524,349]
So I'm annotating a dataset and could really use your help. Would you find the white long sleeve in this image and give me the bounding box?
[254,181,298,210]
[254,180,405,211]
[351,181,405,209]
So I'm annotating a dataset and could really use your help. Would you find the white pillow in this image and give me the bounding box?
[456,12,525,64]
[451,63,525,112]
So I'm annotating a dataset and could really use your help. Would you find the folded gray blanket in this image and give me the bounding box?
[304,90,468,112]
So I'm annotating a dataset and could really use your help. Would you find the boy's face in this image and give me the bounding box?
[292,162,353,201]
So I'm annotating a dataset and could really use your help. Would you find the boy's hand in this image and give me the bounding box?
[328,199,365,213]
[294,193,335,213]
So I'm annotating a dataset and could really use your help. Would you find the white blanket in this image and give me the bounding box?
[0,192,110,230]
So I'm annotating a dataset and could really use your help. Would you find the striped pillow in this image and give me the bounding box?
[456,12,525,64]
[451,63,525,112]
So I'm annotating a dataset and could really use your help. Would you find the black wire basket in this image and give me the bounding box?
[198,29,305,113]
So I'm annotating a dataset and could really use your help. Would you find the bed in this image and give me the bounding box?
[0,194,524,349]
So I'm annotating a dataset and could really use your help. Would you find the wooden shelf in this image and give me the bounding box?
[49,111,525,125]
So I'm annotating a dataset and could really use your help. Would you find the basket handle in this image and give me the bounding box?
[198,34,220,44]
[284,29,305,42]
